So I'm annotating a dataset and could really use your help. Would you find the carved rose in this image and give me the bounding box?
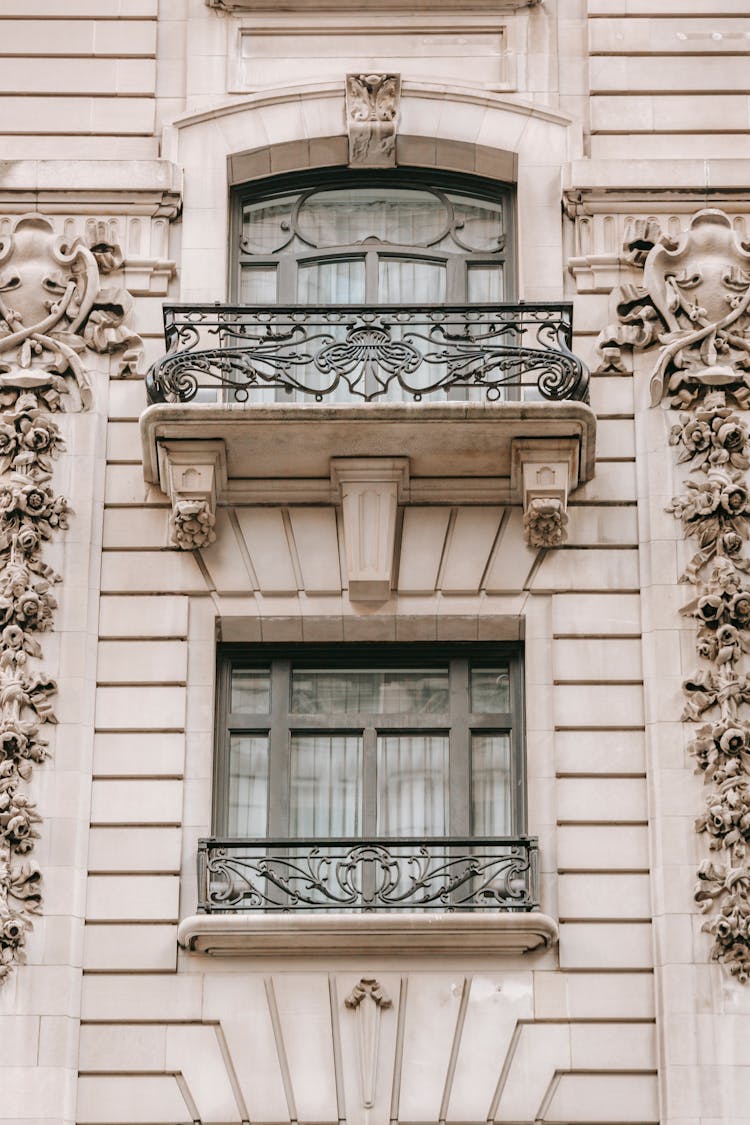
[696,594,726,627]
[15,526,39,555]
[0,425,18,459]
[721,483,750,515]
[730,592,750,626]
[720,530,744,558]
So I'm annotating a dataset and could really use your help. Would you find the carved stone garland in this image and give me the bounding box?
[599,209,750,981]
[0,214,142,982]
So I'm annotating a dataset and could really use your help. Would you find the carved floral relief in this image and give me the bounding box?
[0,213,143,982]
[599,209,750,981]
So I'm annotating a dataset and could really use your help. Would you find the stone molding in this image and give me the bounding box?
[0,211,143,983]
[599,208,750,982]
[564,184,750,296]
[177,910,559,956]
[331,457,409,600]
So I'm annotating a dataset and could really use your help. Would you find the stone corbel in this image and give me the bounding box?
[331,457,409,601]
[511,439,579,548]
[156,440,228,550]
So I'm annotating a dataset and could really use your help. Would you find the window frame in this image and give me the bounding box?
[213,642,526,840]
[229,167,516,304]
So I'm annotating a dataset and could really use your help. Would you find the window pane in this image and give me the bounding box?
[241,195,296,253]
[297,188,448,247]
[448,194,505,252]
[379,258,446,304]
[231,669,271,713]
[290,734,362,836]
[297,258,366,304]
[471,733,512,835]
[228,734,269,836]
[470,667,510,712]
[240,265,277,303]
[467,263,505,303]
[291,668,449,714]
[377,734,449,836]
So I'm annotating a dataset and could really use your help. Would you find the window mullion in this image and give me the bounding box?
[363,726,377,838]
[268,659,291,837]
[449,657,470,836]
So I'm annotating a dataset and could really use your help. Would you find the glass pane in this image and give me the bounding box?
[471,733,512,835]
[449,194,505,252]
[467,263,505,303]
[297,188,448,247]
[290,734,362,836]
[471,667,510,712]
[241,195,296,253]
[231,669,271,713]
[240,265,277,303]
[291,667,449,714]
[228,734,269,836]
[297,258,366,304]
[377,734,449,836]
[379,258,446,304]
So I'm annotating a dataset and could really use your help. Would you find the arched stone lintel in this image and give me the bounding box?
[167,81,575,302]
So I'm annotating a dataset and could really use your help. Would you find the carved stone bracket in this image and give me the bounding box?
[346,74,401,167]
[157,440,227,551]
[511,438,578,548]
[345,978,393,1109]
[599,208,750,982]
[331,457,409,600]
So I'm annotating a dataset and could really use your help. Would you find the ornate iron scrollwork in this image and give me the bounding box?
[197,836,538,913]
[146,304,589,405]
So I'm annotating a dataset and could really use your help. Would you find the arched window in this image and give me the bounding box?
[231,170,514,306]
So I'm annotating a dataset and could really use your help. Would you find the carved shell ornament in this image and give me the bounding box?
[0,213,142,982]
[599,210,750,981]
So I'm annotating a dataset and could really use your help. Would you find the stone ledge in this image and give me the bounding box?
[141,401,597,495]
[177,911,559,957]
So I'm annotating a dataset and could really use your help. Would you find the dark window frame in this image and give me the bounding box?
[229,167,516,304]
[213,642,526,839]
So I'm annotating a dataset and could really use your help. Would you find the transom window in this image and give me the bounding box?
[232,171,514,305]
[214,644,524,839]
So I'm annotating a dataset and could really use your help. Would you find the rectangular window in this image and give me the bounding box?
[214,644,524,838]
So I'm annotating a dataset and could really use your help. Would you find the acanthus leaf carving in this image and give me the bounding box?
[599,209,750,982]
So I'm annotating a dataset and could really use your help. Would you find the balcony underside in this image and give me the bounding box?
[141,399,596,493]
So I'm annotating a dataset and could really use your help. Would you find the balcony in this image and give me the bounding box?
[145,303,589,405]
[178,835,558,957]
[198,835,539,912]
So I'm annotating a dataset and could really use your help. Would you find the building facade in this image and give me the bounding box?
[1,0,750,1122]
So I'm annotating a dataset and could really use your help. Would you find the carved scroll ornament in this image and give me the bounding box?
[599,209,750,981]
[0,214,142,982]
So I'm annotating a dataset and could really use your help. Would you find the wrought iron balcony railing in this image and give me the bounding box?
[197,836,539,913]
[145,304,589,405]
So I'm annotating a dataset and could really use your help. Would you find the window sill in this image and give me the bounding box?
[177,910,558,957]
